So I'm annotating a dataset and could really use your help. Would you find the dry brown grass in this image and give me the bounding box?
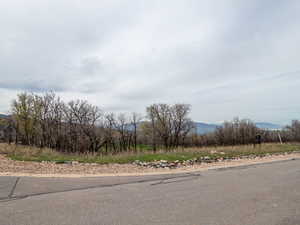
[0,142,300,164]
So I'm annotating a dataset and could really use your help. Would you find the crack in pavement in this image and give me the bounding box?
[0,173,201,203]
[151,173,201,186]
[0,177,20,202]
[8,177,20,198]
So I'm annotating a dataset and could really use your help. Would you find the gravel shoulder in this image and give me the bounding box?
[1,152,300,177]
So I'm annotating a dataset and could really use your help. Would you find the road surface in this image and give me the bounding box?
[1,159,300,225]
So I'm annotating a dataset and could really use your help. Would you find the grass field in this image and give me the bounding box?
[0,143,299,164]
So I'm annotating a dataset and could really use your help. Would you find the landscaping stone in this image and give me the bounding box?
[132,154,267,168]
[71,161,79,165]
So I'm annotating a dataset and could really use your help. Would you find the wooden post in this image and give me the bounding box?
[278,132,283,144]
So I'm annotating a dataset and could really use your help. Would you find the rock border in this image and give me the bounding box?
[132,151,300,169]
[1,152,300,178]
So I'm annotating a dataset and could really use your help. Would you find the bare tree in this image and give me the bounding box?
[68,100,105,153]
[131,112,142,151]
[171,104,194,147]
[146,103,193,150]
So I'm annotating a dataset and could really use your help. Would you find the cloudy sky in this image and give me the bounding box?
[0,0,300,125]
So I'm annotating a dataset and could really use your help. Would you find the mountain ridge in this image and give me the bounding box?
[0,114,9,119]
[194,122,283,134]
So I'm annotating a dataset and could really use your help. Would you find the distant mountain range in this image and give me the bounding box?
[0,114,9,119]
[255,122,283,130]
[194,122,283,134]
[194,122,219,134]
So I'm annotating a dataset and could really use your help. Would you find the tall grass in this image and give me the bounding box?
[0,143,299,164]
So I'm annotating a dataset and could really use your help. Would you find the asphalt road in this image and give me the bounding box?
[1,159,300,225]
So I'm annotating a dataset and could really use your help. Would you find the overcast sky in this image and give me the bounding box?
[0,0,300,125]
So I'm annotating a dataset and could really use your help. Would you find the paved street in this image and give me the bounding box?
[1,159,300,225]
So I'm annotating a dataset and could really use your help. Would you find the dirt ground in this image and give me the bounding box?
[1,153,300,177]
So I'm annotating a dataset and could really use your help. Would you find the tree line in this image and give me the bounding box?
[0,92,193,153]
[0,91,299,154]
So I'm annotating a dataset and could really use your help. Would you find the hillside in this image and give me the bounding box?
[0,114,8,119]
[255,122,283,130]
[194,122,219,134]
[194,122,283,134]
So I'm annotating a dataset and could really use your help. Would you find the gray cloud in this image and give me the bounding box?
[0,0,300,124]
